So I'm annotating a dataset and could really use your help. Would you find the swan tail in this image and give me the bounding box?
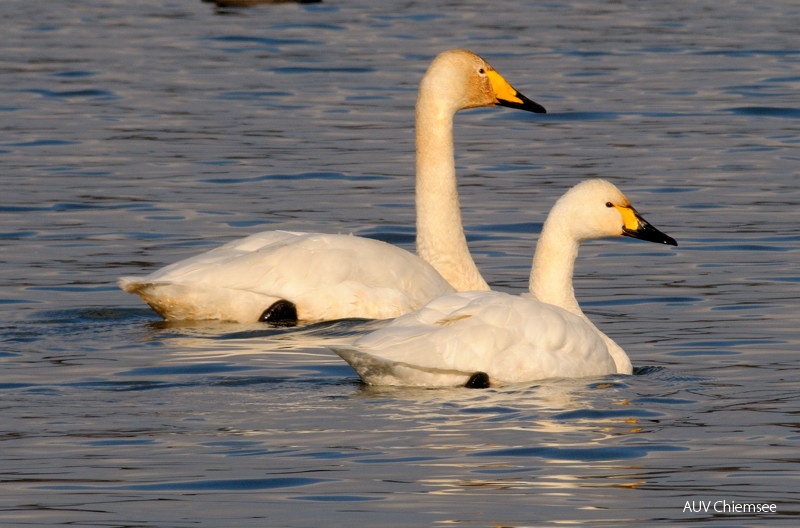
[118,276,145,294]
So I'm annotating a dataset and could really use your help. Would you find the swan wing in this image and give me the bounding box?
[120,231,454,322]
[336,291,616,386]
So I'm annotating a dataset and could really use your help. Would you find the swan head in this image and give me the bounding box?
[555,179,678,246]
[420,49,546,115]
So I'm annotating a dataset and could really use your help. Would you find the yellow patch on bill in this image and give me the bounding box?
[486,69,522,104]
[615,205,640,231]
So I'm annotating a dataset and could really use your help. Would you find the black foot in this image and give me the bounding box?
[259,300,298,327]
[465,372,490,389]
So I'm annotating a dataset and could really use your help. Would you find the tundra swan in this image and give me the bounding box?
[119,49,545,324]
[334,179,677,387]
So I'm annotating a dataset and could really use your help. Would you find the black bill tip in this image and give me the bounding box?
[498,91,547,114]
[623,218,678,247]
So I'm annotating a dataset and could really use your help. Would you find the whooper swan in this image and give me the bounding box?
[334,179,677,387]
[119,49,546,324]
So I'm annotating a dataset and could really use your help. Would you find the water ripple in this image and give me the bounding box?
[22,88,116,100]
[725,106,800,118]
[472,444,688,462]
[37,477,329,492]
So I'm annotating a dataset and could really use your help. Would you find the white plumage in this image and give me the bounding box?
[336,291,613,387]
[119,49,546,323]
[334,179,677,387]
[119,231,454,322]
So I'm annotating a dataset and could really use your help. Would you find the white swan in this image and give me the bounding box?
[334,179,677,388]
[119,49,545,324]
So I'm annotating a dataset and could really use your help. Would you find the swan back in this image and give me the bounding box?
[120,231,456,322]
[336,291,613,387]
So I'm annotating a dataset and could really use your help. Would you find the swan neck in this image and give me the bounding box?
[530,223,582,315]
[530,218,631,374]
[414,89,488,291]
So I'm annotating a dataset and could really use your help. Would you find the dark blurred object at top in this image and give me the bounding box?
[204,0,321,7]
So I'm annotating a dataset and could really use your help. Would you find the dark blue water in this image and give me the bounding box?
[2,0,799,526]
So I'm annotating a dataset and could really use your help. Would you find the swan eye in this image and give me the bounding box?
[605,202,614,208]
